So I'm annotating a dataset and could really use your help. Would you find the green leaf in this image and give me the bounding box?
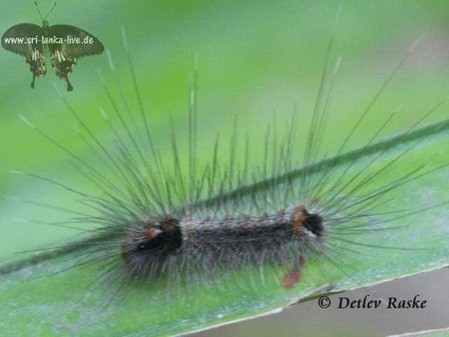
[0,118,448,337]
[2,1,449,336]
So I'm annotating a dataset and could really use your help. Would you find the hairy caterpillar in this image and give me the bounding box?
[6,42,448,335]
[1,3,449,337]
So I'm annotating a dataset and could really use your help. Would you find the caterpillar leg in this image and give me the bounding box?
[282,255,305,288]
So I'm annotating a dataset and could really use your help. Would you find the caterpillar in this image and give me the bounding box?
[6,42,448,335]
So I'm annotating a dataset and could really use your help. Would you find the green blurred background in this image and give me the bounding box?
[1,0,449,336]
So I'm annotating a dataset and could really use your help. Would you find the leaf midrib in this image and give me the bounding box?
[1,117,448,275]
